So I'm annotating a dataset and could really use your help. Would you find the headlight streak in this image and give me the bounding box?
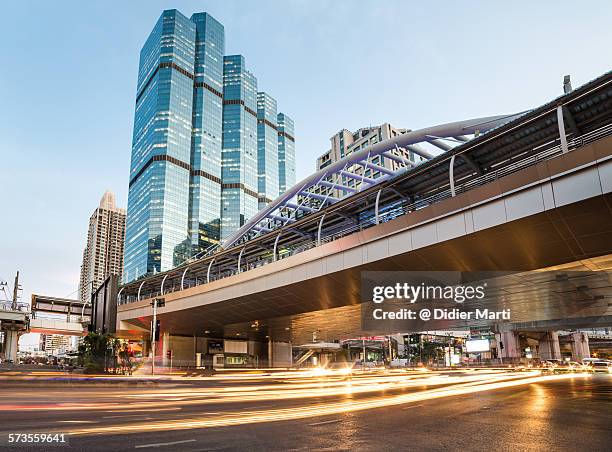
[1,371,529,412]
[59,372,588,436]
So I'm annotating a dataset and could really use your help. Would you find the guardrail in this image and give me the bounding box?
[0,301,29,313]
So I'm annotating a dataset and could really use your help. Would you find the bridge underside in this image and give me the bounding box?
[119,193,612,343]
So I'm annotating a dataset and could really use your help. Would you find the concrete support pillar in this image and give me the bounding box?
[570,332,590,361]
[161,333,170,367]
[161,334,199,368]
[267,340,292,368]
[267,337,273,368]
[539,331,561,360]
[497,331,521,359]
[3,330,19,362]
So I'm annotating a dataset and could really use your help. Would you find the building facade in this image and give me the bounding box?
[39,334,73,356]
[257,92,279,207]
[220,55,259,240]
[315,123,419,198]
[79,192,126,304]
[124,10,294,282]
[277,113,295,195]
[188,13,225,257]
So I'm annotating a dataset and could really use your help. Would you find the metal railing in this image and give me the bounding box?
[0,301,29,312]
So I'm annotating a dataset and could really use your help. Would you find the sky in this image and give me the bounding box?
[1,1,611,346]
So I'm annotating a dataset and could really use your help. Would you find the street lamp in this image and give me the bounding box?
[150,298,165,375]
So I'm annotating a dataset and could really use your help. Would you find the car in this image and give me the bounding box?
[590,361,611,373]
[541,359,563,370]
[568,361,585,371]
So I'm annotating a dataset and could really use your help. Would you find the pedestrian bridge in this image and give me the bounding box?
[117,71,612,342]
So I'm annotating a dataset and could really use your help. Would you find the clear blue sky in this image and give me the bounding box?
[1,0,611,335]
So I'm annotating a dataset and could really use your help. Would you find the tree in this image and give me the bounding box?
[78,333,134,374]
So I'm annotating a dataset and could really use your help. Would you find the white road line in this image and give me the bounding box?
[57,420,97,424]
[401,404,424,410]
[104,407,181,413]
[308,419,341,426]
[135,439,196,449]
[103,414,154,419]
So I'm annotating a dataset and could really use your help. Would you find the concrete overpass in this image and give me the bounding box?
[28,295,90,336]
[117,71,612,366]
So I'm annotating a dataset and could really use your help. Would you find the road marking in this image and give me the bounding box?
[308,419,341,426]
[135,439,196,448]
[103,414,155,419]
[401,404,424,410]
[104,407,181,413]
[57,420,97,424]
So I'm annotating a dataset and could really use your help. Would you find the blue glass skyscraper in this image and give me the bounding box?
[124,10,196,282]
[257,92,279,208]
[277,113,296,195]
[221,55,259,240]
[188,13,224,256]
[124,10,294,282]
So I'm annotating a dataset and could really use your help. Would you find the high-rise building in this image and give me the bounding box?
[277,113,295,195]
[124,10,294,282]
[189,13,225,256]
[220,55,259,239]
[39,334,73,355]
[79,192,126,303]
[315,123,420,198]
[257,92,279,208]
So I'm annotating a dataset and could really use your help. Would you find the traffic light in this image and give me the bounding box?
[154,319,161,342]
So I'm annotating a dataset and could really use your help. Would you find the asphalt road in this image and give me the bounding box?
[0,369,610,451]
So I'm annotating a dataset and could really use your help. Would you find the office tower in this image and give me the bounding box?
[257,92,279,208]
[79,192,126,303]
[124,10,294,281]
[124,10,196,281]
[220,55,259,239]
[189,13,225,257]
[315,124,419,198]
[277,113,295,195]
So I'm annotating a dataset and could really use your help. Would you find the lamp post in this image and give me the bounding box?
[151,298,165,375]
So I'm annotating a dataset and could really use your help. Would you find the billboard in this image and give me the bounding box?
[465,339,490,353]
[90,275,118,334]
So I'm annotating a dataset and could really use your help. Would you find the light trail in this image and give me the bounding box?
[64,372,589,436]
[0,370,533,412]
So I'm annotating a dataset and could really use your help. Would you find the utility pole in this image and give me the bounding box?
[11,271,20,311]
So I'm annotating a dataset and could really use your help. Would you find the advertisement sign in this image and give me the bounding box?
[465,339,490,353]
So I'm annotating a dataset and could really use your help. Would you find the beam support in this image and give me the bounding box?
[160,274,168,296]
[375,189,382,224]
[360,160,395,176]
[137,280,145,301]
[180,267,189,291]
[318,180,357,193]
[557,105,569,153]
[449,154,456,197]
[339,170,376,184]
[285,202,316,213]
[317,214,326,246]
[237,246,246,274]
[206,259,215,283]
[406,144,434,159]
[273,234,281,261]
[299,191,340,203]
